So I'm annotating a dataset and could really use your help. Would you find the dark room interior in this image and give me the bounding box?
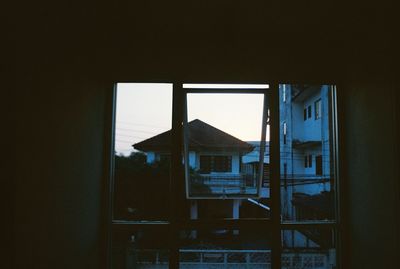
[13,1,398,269]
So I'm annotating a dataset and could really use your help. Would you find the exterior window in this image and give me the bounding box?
[283,163,287,178]
[282,85,286,102]
[110,83,339,269]
[316,155,322,175]
[315,99,321,119]
[304,155,312,168]
[283,122,287,144]
[199,155,232,173]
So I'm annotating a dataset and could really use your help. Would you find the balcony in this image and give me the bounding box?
[118,248,333,269]
[188,174,259,198]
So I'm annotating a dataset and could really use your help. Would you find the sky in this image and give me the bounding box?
[115,83,269,156]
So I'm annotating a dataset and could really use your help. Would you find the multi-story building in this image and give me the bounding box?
[279,84,335,249]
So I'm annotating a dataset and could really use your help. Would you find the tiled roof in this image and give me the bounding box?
[133,119,254,153]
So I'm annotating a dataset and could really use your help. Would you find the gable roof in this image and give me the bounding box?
[133,119,254,153]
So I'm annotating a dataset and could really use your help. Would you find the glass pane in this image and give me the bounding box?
[113,83,172,221]
[279,85,337,222]
[112,227,169,269]
[184,93,268,199]
[282,229,336,269]
[180,228,271,268]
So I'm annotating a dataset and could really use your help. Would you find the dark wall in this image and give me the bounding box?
[341,82,398,269]
[14,1,397,269]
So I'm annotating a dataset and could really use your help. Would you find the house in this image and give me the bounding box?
[133,119,269,224]
[133,119,256,197]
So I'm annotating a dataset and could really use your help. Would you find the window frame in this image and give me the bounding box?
[106,82,341,269]
[283,121,287,145]
[316,154,323,175]
[315,98,322,120]
[199,155,232,173]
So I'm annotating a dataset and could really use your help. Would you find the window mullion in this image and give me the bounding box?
[270,83,282,269]
[169,82,184,269]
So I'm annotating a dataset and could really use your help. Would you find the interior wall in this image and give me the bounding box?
[341,82,398,269]
[14,1,396,269]
[15,76,108,269]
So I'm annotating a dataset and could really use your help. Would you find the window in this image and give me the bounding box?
[199,155,232,173]
[315,99,321,119]
[304,155,312,168]
[316,155,322,175]
[109,83,339,269]
[283,121,287,144]
[282,84,286,102]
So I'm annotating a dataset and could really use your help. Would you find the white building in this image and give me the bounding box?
[280,84,335,249]
[133,119,259,223]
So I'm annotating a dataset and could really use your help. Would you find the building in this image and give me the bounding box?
[133,119,268,224]
[279,84,335,249]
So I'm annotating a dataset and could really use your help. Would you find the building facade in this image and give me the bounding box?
[279,84,335,249]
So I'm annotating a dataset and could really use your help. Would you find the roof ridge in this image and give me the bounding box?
[133,119,254,152]
[188,119,251,146]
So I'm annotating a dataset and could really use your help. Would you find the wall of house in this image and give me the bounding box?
[14,1,396,269]
[302,92,322,141]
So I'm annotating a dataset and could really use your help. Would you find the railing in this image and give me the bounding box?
[189,174,258,196]
[180,249,270,268]
[121,249,333,269]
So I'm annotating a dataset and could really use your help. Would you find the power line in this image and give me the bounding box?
[115,133,148,139]
[115,139,135,144]
[116,120,169,129]
[115,127,160,134]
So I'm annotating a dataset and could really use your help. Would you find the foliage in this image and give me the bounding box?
[113,151,170,220]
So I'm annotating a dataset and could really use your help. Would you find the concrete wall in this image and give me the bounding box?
[302,92,322,141]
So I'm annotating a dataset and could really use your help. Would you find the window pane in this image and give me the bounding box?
[113,83,172,221]
[180,91,270,221]
[184,93,267,199]
[112,227,169,269]
[282,229,336,269]
[279,85,336,222]
[180,229,271,268]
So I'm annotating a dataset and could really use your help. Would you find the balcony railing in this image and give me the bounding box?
[189,174,258,197]
[119,248,333,269]
[187,173,332,198]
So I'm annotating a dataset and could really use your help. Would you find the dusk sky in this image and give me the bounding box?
[115,83,268,155]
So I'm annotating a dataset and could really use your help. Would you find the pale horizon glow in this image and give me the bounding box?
[115,83,173,156]
[183,84,269,89]
[115,83,269,156]
[187,93,266,141]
